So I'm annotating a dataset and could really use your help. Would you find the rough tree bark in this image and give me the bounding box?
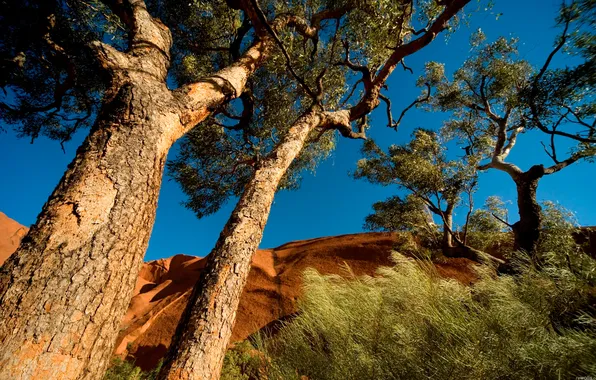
[512,165,544,254]
[157,109,349,380]
[441,206,454,252]
[0,0,272,378]
[477,116,544,255]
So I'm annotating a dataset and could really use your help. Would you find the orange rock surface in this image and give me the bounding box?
[0,212,28,265]
[114,232,478,370]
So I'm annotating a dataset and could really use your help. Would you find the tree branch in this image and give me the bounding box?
[527,10,596,144]
[247,0,317,100]
[544,150,591,175]
[348,0,470,122]
[335,40,373,89]
[390,82,431,131]
[478,158,523,179]
[491,212,513,229]
[100,0,172,56]
[500,123,524,159]
[340,79,363,107]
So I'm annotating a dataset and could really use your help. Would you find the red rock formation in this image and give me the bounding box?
[0,212,28,265]
[115,232,478,370]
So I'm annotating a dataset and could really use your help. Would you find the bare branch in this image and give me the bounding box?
[479,76,500,122]
[544,150,592,175]
[478,159,523,179]
[379,93,395,128]
[561,104,594,131]
[101,0,172,57]
[340,79,363,107]
[230,13,252,60]
[335,40,373,89]
[218,107,242,120]
[501,123,524,159]
[534,10,571,84]
[400,59,413,74]
[348,0,471,122]
[320,109,366,140]
[462,188,473,244]
[386,82,431,131]
[491,212,513,229]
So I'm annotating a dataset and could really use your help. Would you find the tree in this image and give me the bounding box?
[354,129,494,261]
[467,195,510,234]
[417,1,596,254]
[157,1,473,378]
[0,0,340,378]
[363,194,437,237]
[465,195,513,252]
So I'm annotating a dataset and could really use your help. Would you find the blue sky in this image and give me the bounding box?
[1,0,595,261]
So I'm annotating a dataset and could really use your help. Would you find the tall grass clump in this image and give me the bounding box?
[263,236,596,379]
[103,359,162,380]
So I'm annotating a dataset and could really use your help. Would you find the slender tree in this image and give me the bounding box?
[363,194,438,237]
[467,196,510,234]
[417,2,595,254]
[159,1,473,378]
[0,0,344,377]
[354,128,496,261]
[464,195,514,251]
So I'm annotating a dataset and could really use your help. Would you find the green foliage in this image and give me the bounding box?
[169,0,460,218]
[421,1,595,175]
[468,195,509,233]
[526,0,595,139]
[364,194,432,232]
[103,359,162,380]
[263,242,596,379]
[167,123,254,218]
[466,196,512,253]
[356,129,478,205]
[533,201,594,282]
[0,0,116,142]
[355,129,478,244]
[221,341,264,380]
[422,34,531,156]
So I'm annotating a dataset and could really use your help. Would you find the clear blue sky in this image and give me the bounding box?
[1,0,595,261]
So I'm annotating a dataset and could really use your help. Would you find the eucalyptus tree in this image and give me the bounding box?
[363,194,438,236]
[158,1,473,378]
[354,129,492,260]
[467,196,509,233]
[0,0,352,378]
[417,2,596,254]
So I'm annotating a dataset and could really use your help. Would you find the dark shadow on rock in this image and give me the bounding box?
[139,283,157,294]
[128,343,168,372]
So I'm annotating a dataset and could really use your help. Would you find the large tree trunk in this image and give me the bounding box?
[0,2,270,376]
[441,208,454,253]
[157,109,329,380]
[512,166,544,255]
[0,72,178,379]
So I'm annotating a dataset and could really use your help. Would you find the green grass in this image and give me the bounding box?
[259,235,596,380]
[103,359,162,380]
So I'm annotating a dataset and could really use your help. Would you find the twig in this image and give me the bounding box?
[491,212,513,229]
[391,82,431,130]
[248,0,318,101]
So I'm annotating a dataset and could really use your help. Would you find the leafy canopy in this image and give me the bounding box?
[168,0,458,218]
[354,129,478,232]
[418,1,595,174]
